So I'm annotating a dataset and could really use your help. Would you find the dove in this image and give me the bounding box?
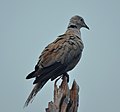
[24,15,89,107]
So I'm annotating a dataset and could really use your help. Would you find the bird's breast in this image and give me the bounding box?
[62,35,83,71]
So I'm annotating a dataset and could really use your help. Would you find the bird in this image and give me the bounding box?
[24,15,89,107]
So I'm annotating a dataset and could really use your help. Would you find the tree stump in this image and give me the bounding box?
[46,76,79,112]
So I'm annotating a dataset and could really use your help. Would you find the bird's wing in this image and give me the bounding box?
[38,34,83,67]
[26,34,83,83]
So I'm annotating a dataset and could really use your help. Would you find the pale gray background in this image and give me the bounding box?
[0,0,120,112]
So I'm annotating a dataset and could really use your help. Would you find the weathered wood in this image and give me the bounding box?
[46,76,79,112]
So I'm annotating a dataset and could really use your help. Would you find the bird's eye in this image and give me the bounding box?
[81,19,83,22]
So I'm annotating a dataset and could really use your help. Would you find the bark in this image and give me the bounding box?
[46,76,79,112]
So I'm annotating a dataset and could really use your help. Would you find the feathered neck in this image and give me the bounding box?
[65,27,81,38]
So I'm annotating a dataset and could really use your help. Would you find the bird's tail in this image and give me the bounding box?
[24,79,48,107]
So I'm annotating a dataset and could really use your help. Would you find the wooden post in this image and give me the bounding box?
[46,76,79,112]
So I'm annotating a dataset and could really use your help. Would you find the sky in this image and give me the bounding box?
[0,0,120,112]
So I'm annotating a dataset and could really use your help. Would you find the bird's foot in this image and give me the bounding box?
[62,73,69,83]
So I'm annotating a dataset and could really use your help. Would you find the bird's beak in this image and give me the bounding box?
[82,21,89,30]
[84,24,89,30]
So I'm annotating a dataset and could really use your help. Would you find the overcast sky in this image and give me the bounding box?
[0,0,120,112]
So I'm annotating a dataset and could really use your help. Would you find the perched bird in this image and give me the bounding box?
[24,15,89,107]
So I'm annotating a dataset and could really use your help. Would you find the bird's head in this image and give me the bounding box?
[68,15,89,30]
